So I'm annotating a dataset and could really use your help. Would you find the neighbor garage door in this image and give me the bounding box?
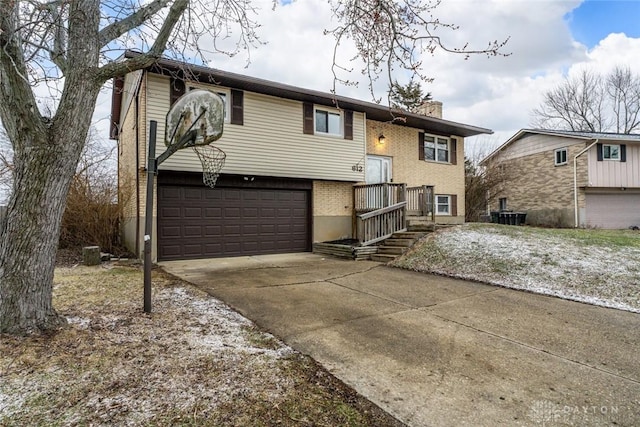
[157,184,310,260]
[586,193,640,229]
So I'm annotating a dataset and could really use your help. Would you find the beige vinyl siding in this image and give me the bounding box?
[146,73,366,182]
[145,73,170,160]
[588,143,640,187]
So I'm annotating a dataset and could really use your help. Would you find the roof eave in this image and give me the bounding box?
[122,50,492,138]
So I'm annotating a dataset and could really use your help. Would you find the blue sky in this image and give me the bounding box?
[567,0,640,47]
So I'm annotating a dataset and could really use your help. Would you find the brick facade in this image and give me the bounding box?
[313,181,353,216]
[489,142,588,227]
[366,120,466,223]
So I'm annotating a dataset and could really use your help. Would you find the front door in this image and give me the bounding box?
[366,156,392,184]
[365,156,392,209]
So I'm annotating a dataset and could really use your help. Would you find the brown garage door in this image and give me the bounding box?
[158,185,310,260]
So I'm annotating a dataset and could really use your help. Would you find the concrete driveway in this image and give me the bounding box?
[161,253,640,426]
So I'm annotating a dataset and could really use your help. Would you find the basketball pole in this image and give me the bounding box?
[143,119,200,313]
[143,120,157,313]
[142,91,224,314]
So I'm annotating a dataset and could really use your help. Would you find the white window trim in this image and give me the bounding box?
[314,106,343,137]
[436,195,451,216]
[424,134,451,163]
[603,144,621,161]
[554,147,568,166]
[188,85,231,123]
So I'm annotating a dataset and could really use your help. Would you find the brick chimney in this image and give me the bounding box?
[416,101,443,119]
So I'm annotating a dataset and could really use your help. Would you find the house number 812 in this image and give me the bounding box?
[352,165,363,172]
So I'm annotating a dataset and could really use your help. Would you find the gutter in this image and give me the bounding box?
[573,139,598,227]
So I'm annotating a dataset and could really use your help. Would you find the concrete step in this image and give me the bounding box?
[382,238,415,247]
[391,231,426,239]
[370,253,398,263]
[407,223,436,232]
[406,215,432,221]
[377,246,407,255]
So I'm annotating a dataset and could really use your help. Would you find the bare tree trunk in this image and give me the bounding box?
[0,147,70,333]
[0,113,97,334]
[0,0,102,334]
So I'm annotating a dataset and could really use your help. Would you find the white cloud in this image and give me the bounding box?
[90,0,640,157]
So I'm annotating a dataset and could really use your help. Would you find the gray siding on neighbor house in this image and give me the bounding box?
[587,143,640,188]
[146,74,366,182]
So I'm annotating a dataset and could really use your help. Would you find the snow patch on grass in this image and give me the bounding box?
[393,225,640,313]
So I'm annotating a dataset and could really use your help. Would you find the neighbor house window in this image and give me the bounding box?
[603,144,620,160]
[315,108,342,136]
[424,135,450,163]
[499,197,508,211]
[555,148,568,166]
[436,195,451,215]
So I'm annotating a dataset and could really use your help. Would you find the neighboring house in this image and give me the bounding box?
[110,52,492,261]
[482,129,640,229]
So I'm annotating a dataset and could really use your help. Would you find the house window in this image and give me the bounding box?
[436,195,451,215]
[499,197,507,211]
[424,135,450,163]
[189,86,230,122]
[555,148,567,166]
[315,108,342,136]
[603,144,620,160]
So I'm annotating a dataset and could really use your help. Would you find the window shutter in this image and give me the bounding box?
[418,133,425,160]
[451,195,458,217]
[230,89,244,125]
[110,76,125,139]
[620,144,626,162]
[170,77,185,106]
[303,102,314,134]
[344,110,353,140]
[450,138,458,165]
[596,143,603,161]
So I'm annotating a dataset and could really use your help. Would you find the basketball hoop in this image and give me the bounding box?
[192,144,226,188]
[144,90,227,313]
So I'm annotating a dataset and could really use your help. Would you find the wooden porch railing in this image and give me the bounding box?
[354,183,406,213]
[356,202,407,246]
[352,183,435,246]
[406,185,435,221]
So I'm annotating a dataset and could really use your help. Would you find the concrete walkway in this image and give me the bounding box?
[161,253,640,426]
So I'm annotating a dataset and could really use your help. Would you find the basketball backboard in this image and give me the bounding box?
[164,89,224,148]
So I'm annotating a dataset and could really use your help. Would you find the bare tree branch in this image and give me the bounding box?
[532,66,640,134]
[98,0,171,47]
[95,0,189,82]
[0,0,46,143]
[326,0,510,103]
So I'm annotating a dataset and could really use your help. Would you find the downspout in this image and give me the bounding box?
[134,86,141,256]
[573,139,598,228]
